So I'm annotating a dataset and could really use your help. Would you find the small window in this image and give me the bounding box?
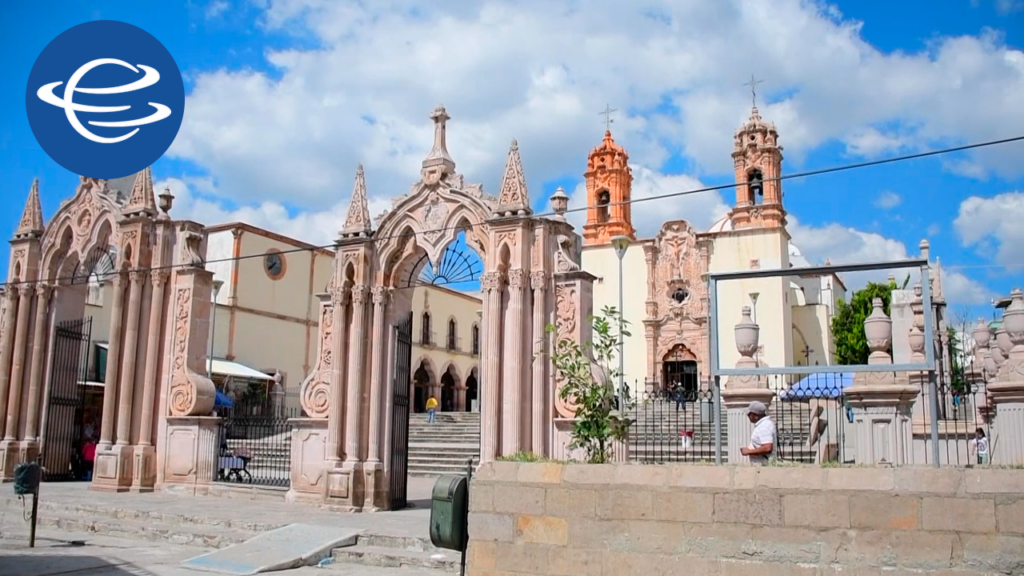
[471,324,480,355]
[421,312,432,346]
[447,318,457,351]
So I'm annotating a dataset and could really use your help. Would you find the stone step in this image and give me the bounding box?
[332,545,460,573]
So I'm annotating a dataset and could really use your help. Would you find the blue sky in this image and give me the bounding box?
[1,0,1022,319]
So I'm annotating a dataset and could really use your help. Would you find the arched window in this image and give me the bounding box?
[421,312,432,346]
[471,324,480,355]
[747,169,764,204]
[597,190,611,223]
[447,318,457,351]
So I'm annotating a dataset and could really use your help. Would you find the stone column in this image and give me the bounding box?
[530,271,548,456]
[989,288,1024,465]
[116,270,145,446]
[0,289,18,435]
[720,306,776,465]
[844,298,918,466]
[23,284,51,452]
[550,271,600,461]
[99,274,126,448]
[327,286,349,463]
[133,270,168,491]
[344,285,370,465]
[4,284,35,442]
[363,286,389,510]
[479,271,503,462]
[502,269,526,455]
[456,386,467,412]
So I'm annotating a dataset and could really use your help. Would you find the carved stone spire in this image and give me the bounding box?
[15,178,44,239]
[495,139,531,216]
[340,164,372,238]
[123,167,157,218]
[422,105,455,174]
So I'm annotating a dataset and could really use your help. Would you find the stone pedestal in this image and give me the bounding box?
[986,381,1024,465]
[159,416,220,487]
[845,381,917,465]
[0,440,20,480]
[722,389,776,465]
[362,462,385,511]
[92,444,134,492]
[286,418,328,504]
[131,445,157,492]
[324,462,364,511]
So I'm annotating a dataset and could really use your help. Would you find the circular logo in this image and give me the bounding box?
[25,20,185,179]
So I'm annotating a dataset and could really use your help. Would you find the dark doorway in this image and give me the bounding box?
[440,369,456,412]
[413,362,430,413]
[388,312,413,510]
[465,371,478,412]
[41,318,93,481]
[663,359,699,401]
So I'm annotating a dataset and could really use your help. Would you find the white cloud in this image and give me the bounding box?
[953,191,1024,272]
[168,0,1024,214]
[874,190,902,209]
[205,0,229,19]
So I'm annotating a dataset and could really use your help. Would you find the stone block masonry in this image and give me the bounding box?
[466,462,1024,576]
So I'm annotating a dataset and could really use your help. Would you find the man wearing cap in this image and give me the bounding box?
[739,400,775,465]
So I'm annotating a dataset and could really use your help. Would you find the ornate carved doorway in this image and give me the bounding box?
[40,318,93,481]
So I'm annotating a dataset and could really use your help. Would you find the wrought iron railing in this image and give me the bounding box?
[212,400,297,488]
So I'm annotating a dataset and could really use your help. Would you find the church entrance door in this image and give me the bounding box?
[41,317,93,481]
[663,359,699,401]
[388,312,413,510]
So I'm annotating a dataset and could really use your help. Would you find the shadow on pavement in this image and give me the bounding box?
[1,537,153,576]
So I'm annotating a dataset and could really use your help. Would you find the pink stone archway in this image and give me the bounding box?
[0,174,217,491]
[292,105,592,511]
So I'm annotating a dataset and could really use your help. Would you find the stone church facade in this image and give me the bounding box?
[580,105,847,395]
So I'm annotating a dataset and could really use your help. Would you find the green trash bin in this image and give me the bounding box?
[429,475,469,552]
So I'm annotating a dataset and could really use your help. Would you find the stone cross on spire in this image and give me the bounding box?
[123,167,157,218]
[15,178,44,238]
[743,74,764,108]
[341,164,372,237]
[422,104,455,174]
[496,139,531,216]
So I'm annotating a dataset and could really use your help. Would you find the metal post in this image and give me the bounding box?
[617,254,625,409]
[461,457,473,576]
[713,375,722,465]
[29,489,38,548]
[208,280,223,379]
[920,265,940,467]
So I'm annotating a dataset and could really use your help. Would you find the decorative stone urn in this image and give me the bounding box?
[996,327,1012,357]
[864,298,892,363]
[735,306,759,362]
[1003,288,1024,350]
[990,334,1007,367]
[908,325,925,360]
[973,318,991,350]
[987,288,1024,465]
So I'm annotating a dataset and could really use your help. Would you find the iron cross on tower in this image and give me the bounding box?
[743,74,764,107]
[599,104,617,131]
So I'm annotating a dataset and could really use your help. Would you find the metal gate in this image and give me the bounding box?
[41,318,92,481]
[388,312,413,510]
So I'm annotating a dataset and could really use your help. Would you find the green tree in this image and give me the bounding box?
[946,326,966,394]
[831,279,898,365]
[546,306,631,464]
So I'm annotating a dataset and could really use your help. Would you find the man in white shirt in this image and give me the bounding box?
[740,401,775,465]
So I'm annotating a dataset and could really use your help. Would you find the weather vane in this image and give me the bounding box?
[743,74,764,108]
[599,104,617,131]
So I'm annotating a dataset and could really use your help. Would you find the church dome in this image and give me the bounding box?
[707,215,734,233]
[789,243,810,268]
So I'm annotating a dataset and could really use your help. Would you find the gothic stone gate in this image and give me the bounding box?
[41,317,93,481]
[388,311,414,510]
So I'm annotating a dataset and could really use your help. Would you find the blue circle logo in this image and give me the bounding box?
[25,20,185,179]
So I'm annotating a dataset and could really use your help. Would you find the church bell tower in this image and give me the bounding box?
[729,104,786,230]
[582,129,636,246]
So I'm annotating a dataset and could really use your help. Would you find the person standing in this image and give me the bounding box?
[739,401,775,465]
[969,428,989,465]
[425,396,438,424]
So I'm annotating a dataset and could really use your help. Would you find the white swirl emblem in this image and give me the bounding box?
[36,58,172,144]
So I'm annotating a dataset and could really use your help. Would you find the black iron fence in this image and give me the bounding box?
[212,399,297,488]
[920,326,988,467]
[627,381,719,464]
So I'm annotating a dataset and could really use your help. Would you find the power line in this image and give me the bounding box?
[2,134,1022,290]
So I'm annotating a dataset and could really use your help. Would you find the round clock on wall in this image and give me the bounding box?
[264,251,285,280]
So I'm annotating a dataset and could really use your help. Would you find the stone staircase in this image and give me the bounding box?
[408,412,480,477]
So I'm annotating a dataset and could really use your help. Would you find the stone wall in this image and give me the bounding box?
[467,462,1024,576]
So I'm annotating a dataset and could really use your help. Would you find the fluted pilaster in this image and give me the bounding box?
[327,286,350,462]
[367,286,390,463]
[99,274,126,448]
[0,290,18,433]
[480,271,504,462]
[530,271,548,455]
[345,285,370,463]
[4,284,35,440]
[116,271,145,445]
[24,284,51,440]
[502,269,526,455]
[139,272,168,446]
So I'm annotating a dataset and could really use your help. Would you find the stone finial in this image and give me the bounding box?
[990,334,1006,367]
[911,283,924,331]
[973,318,991,351]
[864,298,893,364]
[932,258,945,302]
[422,104,455,172]
[1004,288,1024,352]
[996,326,1012,357]
[735,306,759,365]
[550,186,568,221]
[158,187,174,219]
[340,164,372,237]
[15,178,44,239]
[496,139,531,216]
[123,167,157,218]
[919,238,930,261]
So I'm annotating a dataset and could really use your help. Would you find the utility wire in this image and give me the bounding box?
[2,134,1022,290]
